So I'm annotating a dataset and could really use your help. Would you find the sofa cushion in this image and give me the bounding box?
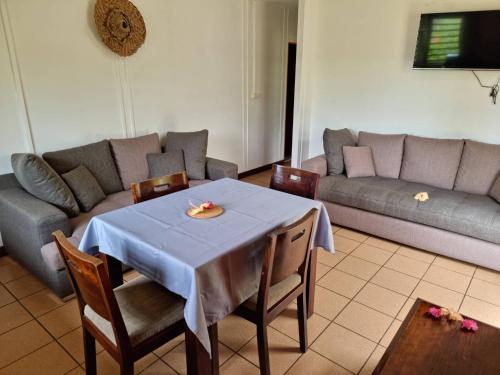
[110,133,161,190]
[358,132,405,179]
[400,135,464,190]
[165,130,208,180]
[43,140,122,195]
[147,150,186,178]
[318,175,500,245]
[11,153,79,217]
[343,146,376,178]
[323,128,356,175]
[490,175,500,204]
[188,179,211,188]
[62,166,105,212]
[454,140,500,195]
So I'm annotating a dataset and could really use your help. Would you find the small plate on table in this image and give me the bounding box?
[186,202,224,219]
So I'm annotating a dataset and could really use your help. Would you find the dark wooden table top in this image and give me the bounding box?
[373,298,500,375]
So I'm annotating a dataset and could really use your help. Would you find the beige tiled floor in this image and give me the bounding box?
[1,169,500,374]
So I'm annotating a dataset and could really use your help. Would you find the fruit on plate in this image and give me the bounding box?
[189,201,215,215]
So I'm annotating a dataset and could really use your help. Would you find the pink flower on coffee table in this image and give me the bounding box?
[427,306,443,319]
[462,319,479,332]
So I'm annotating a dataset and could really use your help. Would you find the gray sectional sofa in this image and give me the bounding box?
[302,130,500,271]
[0,132,238,297]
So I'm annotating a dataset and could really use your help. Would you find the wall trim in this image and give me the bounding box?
[114,57,136,139]
[241,0,250,171]
[0,0,36,153]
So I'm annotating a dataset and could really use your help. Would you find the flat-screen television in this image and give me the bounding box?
[413,10,500,69]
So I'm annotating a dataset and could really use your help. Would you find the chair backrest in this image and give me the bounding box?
[53,231,128,346]
[131,171,189,204]
[270,164,320,200]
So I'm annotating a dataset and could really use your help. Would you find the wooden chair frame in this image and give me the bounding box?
[131,171,189,204]
[53,231,186,375]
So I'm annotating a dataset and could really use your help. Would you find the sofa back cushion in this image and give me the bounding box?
[400,135,464,190]
[490,175,500,204]
[110,133,161,189]
[147,150,186,178]
[165,130,208,180]
[357,132,405,179]
[43,140,122,195]
[323,128,356,175]
[11,153,80,217]
[454,140,500,195]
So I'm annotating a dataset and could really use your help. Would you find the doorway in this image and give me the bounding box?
[284,42,297,161]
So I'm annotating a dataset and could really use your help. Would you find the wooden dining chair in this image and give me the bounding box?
[269,164,320,318]
[235,209,318,375]
[53,230,186,375]
[131,171,189,204]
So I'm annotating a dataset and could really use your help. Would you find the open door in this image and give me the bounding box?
[284,43,297,161]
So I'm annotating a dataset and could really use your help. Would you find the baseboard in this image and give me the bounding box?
[238,159,288,179]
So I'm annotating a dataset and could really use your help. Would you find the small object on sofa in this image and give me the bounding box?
[490,175,500,204]
[342,146,376,178]
[61,165,106,212]
[165,130,208,180]
[147,150,186,178]
[11,153,79,217]
[323,128,356,176]
[414,192,430,202]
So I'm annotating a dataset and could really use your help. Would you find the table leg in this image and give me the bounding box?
[185,323,219,375]
[306,248,318,318]
[100,254,123,288]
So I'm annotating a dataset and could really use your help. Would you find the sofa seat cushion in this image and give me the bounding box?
[84,275,185,346]
[188,179,211,187]
[319,175,500,245]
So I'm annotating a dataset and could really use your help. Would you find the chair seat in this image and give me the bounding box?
[84,275,184,346]
[244,273,302,310]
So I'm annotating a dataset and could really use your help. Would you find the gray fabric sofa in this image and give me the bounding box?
[0,137,238,297]
[302,132,500,271]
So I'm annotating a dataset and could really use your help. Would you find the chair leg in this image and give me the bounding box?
[297,293,308,353]
[257,324,271,375]
[120,360,134,375]
[83,328,96,375]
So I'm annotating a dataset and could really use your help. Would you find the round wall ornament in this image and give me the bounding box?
[94,0,146,57]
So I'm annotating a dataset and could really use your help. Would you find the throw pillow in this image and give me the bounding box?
[323,128,356,175]
[358,131,406,179]
[62,166,106,212]
[11,153,80,217]
[147,151,186,178]
[342,146,376,178]
[164,130,208,180]
[110,133,161,190]
[490,175,500,204]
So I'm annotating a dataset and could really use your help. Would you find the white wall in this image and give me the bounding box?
[0,0,298,174]
[295,0,500,162]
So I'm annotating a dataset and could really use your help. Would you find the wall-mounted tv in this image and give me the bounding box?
[413,10,500,70]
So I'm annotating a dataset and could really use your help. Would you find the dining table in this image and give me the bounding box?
[79,177,334,374]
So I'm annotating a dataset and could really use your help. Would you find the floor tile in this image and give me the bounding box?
[270,306,329,343]
[351,244,393,265]
[335,256,380,281]
[311,285,350,320]
[354,283,407,317]
[311,323,376,374]
[218,314,256,351]
[0,301,32,334]
[19,289,64,317]
[153,334,184,357]
[336,228,369,242]
[466,278,500,306]
[411,281,463,310]
[396,298,417,321]
[474,267,500,286]
[0,341,77,375]
[315,262,332,281]
[5,274,45,299]
[334,302,392,342]
[397,246,435,263]
[371,268,419,296]
[286,349,352,375]
[423,265,471,293]
[379,319,402,347]
[359,345,386,375]
[94,350,157,374]
[58,327,104,364]
[0,261,29,284]
[140,360,176,374]
[220,355,259,375]
[0,285,15,308]
[332,225,341,233]
[0,320,53,368]
[38,299,81,338]
[317,269,366,299]
[364,237,399,252]
[239,326,302,375]
[460,296,500,328]
[385,254,429,278]
[333,236,361,254]
[433,256,476,276]
[66,367,85,375]
[317,249,347,267]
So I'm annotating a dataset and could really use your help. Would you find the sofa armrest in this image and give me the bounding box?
[206,157,238,180]
[301,154,327,177]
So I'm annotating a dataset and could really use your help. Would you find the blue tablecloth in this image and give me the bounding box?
[79,178,334,354]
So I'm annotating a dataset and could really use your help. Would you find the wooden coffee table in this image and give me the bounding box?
[373,298,500,374]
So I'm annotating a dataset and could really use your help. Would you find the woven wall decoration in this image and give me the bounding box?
[94,0,146,57]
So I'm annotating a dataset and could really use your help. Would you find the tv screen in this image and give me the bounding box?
[413,10,500,69]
